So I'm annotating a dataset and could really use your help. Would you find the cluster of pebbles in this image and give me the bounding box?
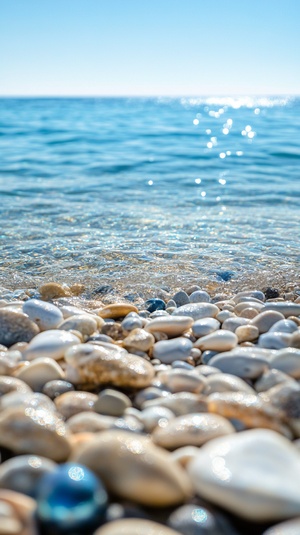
[0,281,300,534]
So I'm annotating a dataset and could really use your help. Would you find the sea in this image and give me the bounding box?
[0,96,299,296]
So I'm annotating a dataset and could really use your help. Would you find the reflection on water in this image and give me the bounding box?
[0,96,299,293]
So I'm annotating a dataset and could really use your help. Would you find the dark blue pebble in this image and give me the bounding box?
[215,270,235,282]
[36,463,107,534]
[145,298,166,313]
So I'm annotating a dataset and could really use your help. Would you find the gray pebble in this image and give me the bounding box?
[153,337,193,364]
[42,380,75,399]
[172,291,190,307]
[95,389,132,416]
[189,290,211,303]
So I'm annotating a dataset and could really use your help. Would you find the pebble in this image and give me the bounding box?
[42,379,75,399]
[54,391,98,419]
[0,454,57,497]
[0,376,32,397]
[140,406,175,432]
[66,412,117,433]
[172,290,190,307]
[192,318,220,338]
[189,290,211,303]
[269,319,298,334]
[94,519,182,535]
[269,347,300,377]
[255,369,296,393]
[58,314,99,337]
[153,337,193,363]
[263,302,300,318]
[209,348,269,378]
[167,504,232,535]
[145,315,193,337]
[158,369,207,394]
[0,489,37,535]
[122,328,155,352]
[142,393,207,416]
[65,343,154,388]
[222,316,249,332]
[145,298,166,313]
[23,330,81,361]
[22,299,63,331]
[121,315,143,332]
[240,307,259,319]
[234,301,265,314]
[0,309,39,347]
[258,332,292,349]
[95,389,131,416]
[194,330,238,352]
[15,357,65,391]
[204,373,255,395]
[173,303,219,320]
[262,517,300,534]
[188,429,300,521]
[235,324,259,342]
[98,304,138,319]
[0,405,71,461]
[72,430,192,507]
[251,310,285,334]
[152,412,235,449]
[39,282,71,299]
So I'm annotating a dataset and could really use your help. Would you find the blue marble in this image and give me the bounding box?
[145,298,166,312]
[36,463,107,534]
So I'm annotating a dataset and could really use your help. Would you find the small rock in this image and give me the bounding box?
[153,337,193,363]
[194,330,238,352]
[0,455,57,497]
[94,519,182,535]
[39,282,71,300]
[98,304,138,319]
[58,314,99,336]
[15,357,65,391]
[23,330,81,361]
[123,328,155,352]
[269,348,300,378]
[145,316,193,337]
[172,291,190,307]
[95,389,131,416]
[42,379,75,399]
[192,318,220,338]
[189,290,211,303]
[0,376,32,397]
[22,299,63,331]
[67,412,116,434]
[54,391,98,419]
[0,310,39,347]
[173,303,219,320]
[209,348,269,378]
[145,299,166,313]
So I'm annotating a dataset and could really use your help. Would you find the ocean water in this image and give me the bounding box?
[0,96,299,294]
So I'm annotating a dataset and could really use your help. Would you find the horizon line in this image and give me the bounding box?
[0,93,299,98]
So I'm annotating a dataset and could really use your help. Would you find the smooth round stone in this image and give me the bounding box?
[0,391,56,413]
[216,310,234,323]
[209,348,269,378]
[172,360,194,370]
[142,393,207,416]
[140,406,175,432]
[67,412,117,433]
[0,489,37,535]
[39,282,71,300]
[251,311,285,334]
[95,389,131,416]
[153,337,193,364]
[240,307,259,319]
[166,299,177,308]
[263,302,300,318]
[170,446,199,468]
[0,376,32,397]
[94,519,182,535]
[36,463,107,532]
[258,332,292,349]
[195,365,220,376]
[98,304,138,319]
[222,317,249,332]
[0,406,70,461]
[255,369,296,393]
[234,301,265,314]
[269,348,300,377]
[58,314,98,337]
[23,330,81,361]
[88,334,113,344]
[194,331,238,352]
[188,429,300,521]
[189,290,211,304]
[172,291,190,307]
[270,319,298,334]
[192,318,220,338]
[145,299,166,313]
[121,315,143,332]
[204,373,255,395]
[22,299,63,331]
[145,316,194,337]
[167,504,228,535]
[173,303,219,321]
[42,380,75,399]
[206,392,290,436]
[0,500,23,535]
[150,310,169,318]
[72,430,192,507]
[55,391,98,419]
[262,517,300,534]
[201,350,218,365]
[234,290,265,302]
[235,324,259,343]
[65,344,154,388]
[123,328,155,352]
[158,369,206,394]
[0,309,39,347]
[15,357,65,391]
[152,412,235,449]
[134,386,170,408]
[60,305,89,319]
[0,455,57,497]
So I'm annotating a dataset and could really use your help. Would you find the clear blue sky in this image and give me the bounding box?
[1,0,299,96]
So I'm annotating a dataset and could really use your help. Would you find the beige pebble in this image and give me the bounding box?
[158,369,206,394]
[234,301,264,314]
[142,392,207,416]
[204,373,255,395]
[0,310,39,347]
[0,406,70,461]
[0,489,37,535]
[123,328,155,352]
[98,304,138,319]
[170,445,199,467]
[0,376,32,397]
[145,316,194,337]
[39,282,71,300]
[65,343,154,388]
[58,314,99,337]
[240,307,259,319]
[22,299,63,331]
[152,412,235,449]
[66,412,116,433]
[23,330,81,361]
[55,391,98,419]
[194,330,238,351]
[262,517,300,534]
[0,500,23,535]
[235,324,259,343]
[94,518,182,535]
[72,430,192,507]
[14,358,64,391]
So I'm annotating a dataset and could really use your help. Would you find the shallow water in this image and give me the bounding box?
[0,96,299,294]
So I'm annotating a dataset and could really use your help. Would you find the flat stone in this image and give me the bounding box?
[65,343,154,388]
[0,310,39,347]
[251,311,285,334]
[263,302,300,318]
[188,429,300,521]
[0,406,70,461]
[152,412,235,449]
[209,348,270,378]
[94,519,182,535]
[58,314,99,336]
[172,303,219,320]
[22,299,63,331]
[95,389,131,416]
[123,328,155,352]
[14,357,65,391]
[23,330,81,361]
[269,348,300,378]
[194,330,238,352]
[54,391,98,419]
[98,304,138,319]
[66,412,116,433]
[145,316,193,337]
[72,430,192,507]
[192,318,220,338]
[153,337,193,363]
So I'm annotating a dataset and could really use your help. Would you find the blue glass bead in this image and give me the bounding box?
[36,463,107,534]
[145,298,166,313]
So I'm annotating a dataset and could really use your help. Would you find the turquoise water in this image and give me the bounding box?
[0,96,299,292]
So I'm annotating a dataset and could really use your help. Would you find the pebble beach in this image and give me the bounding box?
[1,280,300,534]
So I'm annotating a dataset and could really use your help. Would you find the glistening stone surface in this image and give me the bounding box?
[0,309,39,347]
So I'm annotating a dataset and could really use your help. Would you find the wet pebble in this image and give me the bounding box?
[0,310,39,347]
[172,290,190,306]
[23,299,63,331]
[145,315,194,337]
[145,298,166,313]
[173,303,219,320]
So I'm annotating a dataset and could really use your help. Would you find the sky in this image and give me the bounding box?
[0,0,300,96]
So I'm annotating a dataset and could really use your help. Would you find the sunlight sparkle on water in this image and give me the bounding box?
[219,152,226,159]
[195,178,201,184]
[193,119,199,125]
